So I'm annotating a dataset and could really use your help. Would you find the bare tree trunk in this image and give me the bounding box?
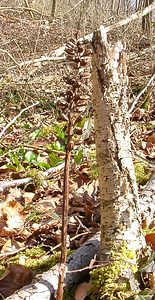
[92,25,145,261]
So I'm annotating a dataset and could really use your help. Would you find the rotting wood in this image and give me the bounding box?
[3,169,155,299]
[92,25,145,260]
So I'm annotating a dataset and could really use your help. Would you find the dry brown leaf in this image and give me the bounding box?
[75,282,91,300]
[0,264,33,298]
[1,239,23,254]
[23,192,35,204]
[2,199,25,230]
[147,135,155,145]
[145,233,155,251]
[0,225,17,237]
[0,237,7,247]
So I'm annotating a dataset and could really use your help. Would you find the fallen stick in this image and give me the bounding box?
[0,162,65,192]
[0,102,39,139]
[7,55,66,71]
[129,71,155,114]
[79,2,155,44]
[0,6,41,15]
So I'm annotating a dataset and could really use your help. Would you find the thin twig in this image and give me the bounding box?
[0,48,20,67]
[0,247,26,260]
[7,55,66,71]
[0,102,39,138]
[63,0,85,15]
[134,152,155,168]
[129,71,155,114]
[23,144,65,155]
[0,6,41,15]
[40,231,89,258]
[79,2,155,43]
[75,215,90,234]
[24,0,34,19]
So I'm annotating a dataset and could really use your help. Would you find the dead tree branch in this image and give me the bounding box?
[3,2,155,70]
[7,56,66,71]
[0,6,41,15]
[5,232,100,300]
[0,102,39,139]
[129,71,155,114]
[0,162,65,192]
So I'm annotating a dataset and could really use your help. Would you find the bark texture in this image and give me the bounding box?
[92,25,145,260]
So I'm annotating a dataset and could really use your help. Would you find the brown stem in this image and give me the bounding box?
[56,108,73,300]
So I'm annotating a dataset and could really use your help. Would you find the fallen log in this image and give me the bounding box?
[3,2,155,71]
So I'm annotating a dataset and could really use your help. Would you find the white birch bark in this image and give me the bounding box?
[92,25,145,260]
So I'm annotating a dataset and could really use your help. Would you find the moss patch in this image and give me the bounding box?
[134,162,151,186]
[89,243,138,300]
[0,246,61,278]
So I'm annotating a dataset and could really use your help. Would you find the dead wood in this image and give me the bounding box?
[3,2,155,71]
[0,162,65,192]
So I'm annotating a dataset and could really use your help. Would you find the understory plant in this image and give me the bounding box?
[56,33,92,299]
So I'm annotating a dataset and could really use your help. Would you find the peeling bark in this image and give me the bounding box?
[92,26,145,260]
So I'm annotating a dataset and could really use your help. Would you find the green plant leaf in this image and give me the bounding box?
[25,151,37,163]
[0,149,4,155]
[52,141,62,151]
[10,153,21,166]
[49,152,62,167]
[128,289,154,300]
[52,123,65,140]
[30,129,42,140]
[138,253,155,273]
[33,161,51,170]
[76,116,87,128]
[74,149,83,164]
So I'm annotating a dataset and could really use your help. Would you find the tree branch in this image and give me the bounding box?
[2,173,155,299]
[129,71,155,114]
[0,102,39,139]
[0,162,65,192]
[7,55,66,71]
[4,2,155,70]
